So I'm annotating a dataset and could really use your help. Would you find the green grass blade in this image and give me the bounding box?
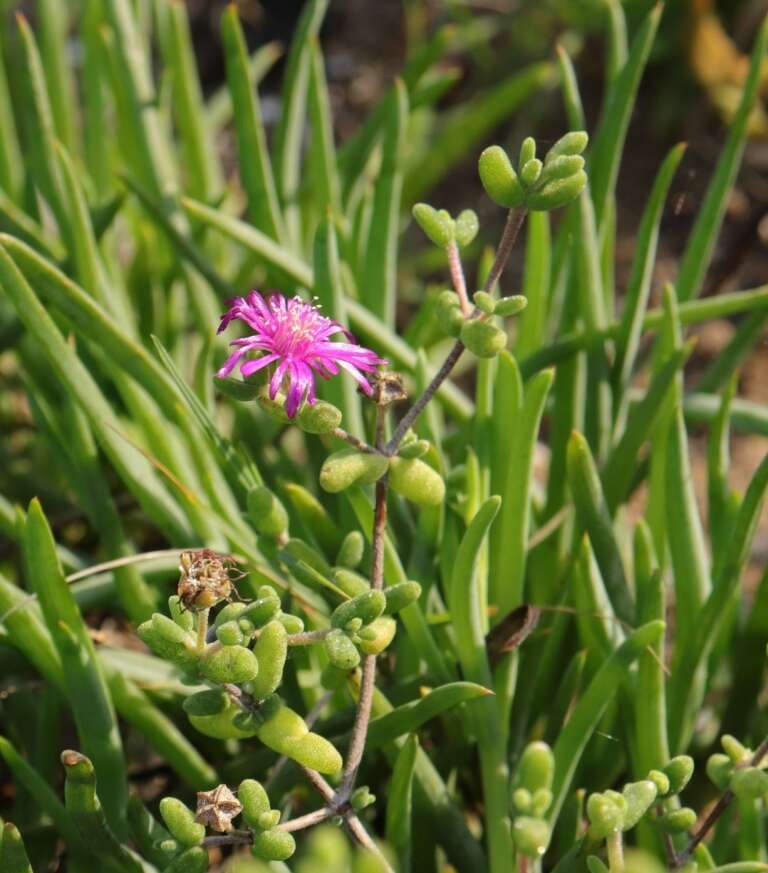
[272,0,329,245]
[361,80,408,327]
[516,211,552,359]
[0,824,33,873]
[37,0,78,153]
[588,3,662,231]
[555,44,586,129]
[162,0,222,203]
[490,369,553,617]
[81,0,111,194]
[707,376,738,552]
[386,734,418,873]
[612,143,686,401]
[308,39,341,213]
[572,536,624,660]
[697,311,768,395]
[567,431,634,624]
[0,31,21,201]
[604,0,628,82]
[0,190,65,262]
[221,5,284,241]
[675,16,768,302]
[547,620,665,829]
[23,500,128,839]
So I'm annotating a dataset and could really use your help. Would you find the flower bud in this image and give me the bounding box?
[647,770,670,796]
[520,158,543,187]
[658,807,696,834]
[472,291,495,315]
[518,741,555,793]
[358,615,397,655]
[662,756,694,795]
[398,439,431,460]
[168,595,195,632]
[512,787,532,813]
[251,828,296,862]
[436,290,465,337]
[706,753,733,791]
[159,798,205,847]
[184,689,260,740]
[519,136,536,167]
[731,767,768,800]
[526,171,587,211]
[544,130,588,162]
[384,580,422,614]
[512,816,549,858]
[297,399,343,434]
[722,734,751,764]
[214,376,262,402]
[351,786,376,811]
[238,779,270,825]
[256,704,343,774]
[239,594,281,629]
[455,210,479,247]
[460,318,507,359]
[138,614,197,668]
[494,295,528,317]
[621,780,657,830]
[251,621,287,698]
[325,629,361,670]
[478,146,525,208]
[336,531,365,569]
[332,567,370,598]
[388,457,446,506]
[331,590,387,629]
[199,644,259,684]
[412,203,454,247]
[247,487,289,539]
[320,449,389,493]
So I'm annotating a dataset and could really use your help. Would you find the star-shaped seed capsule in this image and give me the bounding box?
[195,784,243,832]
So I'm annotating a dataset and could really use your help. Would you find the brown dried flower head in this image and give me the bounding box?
[195,784,243,832]
[178,548,243,612]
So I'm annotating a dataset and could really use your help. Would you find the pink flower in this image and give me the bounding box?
[217,291,385,418]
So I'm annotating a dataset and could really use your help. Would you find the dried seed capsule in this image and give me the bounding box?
[238,779,270,826]
[389,457,446,506]
[331,590,386,629]
[412,203,455,247]
[336,531,365,569]
[319,449,389,493]
[251,828,296,862]
[159,798,205,847]
[296,400,343,434]
[247,487,289,539]
[325,629,361,670]
[384,580,422,614]
[478,145,525,208]
[460,318,507,359]
[250,621,287,698]
[358,616,397,655]
[544,130,588,162]
[199,644,259,684]
[454,210,479,247]
[512,816,549,858]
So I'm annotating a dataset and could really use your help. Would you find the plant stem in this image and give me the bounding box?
[195,608,209,652]
[447,241,471,315]
[606,831,624,872]
[333,427,378,454]
[286,629,330,646]
[675,733,768,865]
[386,206,527,453]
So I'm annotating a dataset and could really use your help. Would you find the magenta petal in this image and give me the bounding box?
[240,352,279,377]
[217,346,248,377]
